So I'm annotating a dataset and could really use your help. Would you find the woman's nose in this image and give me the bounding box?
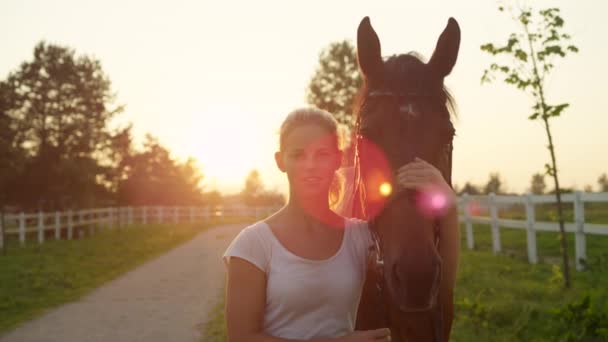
[304,154,316,169]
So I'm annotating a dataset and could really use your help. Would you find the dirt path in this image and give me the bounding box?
[0,223,247,342]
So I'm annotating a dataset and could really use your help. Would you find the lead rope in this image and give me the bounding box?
[368,221,391,328]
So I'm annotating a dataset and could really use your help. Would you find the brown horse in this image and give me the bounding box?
[351,17,460,342]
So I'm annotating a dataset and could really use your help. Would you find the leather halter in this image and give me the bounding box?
[354,88,453,341]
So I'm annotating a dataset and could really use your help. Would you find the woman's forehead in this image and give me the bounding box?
[283,124,338,150]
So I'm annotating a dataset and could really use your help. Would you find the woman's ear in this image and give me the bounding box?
[275,151,286,172]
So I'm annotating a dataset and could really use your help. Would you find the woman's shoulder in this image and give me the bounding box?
[223,221,273,273]
[344,216,372,246]
[233,221,273,245]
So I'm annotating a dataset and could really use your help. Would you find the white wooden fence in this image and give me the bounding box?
[458,191,608,271]
[0,205,279,249]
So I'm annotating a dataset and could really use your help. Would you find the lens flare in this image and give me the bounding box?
[379,182,392,197]
[415,186,454,218]
[357,136,392,219]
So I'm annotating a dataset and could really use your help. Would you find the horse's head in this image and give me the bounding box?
[354,16,459,340]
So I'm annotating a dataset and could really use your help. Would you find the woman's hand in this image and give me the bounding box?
[339,328,391,341]
[396,157,456,210]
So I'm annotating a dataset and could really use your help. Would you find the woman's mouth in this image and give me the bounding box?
[302,176,323,184]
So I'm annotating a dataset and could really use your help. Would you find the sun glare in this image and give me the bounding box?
[185,104,273,191]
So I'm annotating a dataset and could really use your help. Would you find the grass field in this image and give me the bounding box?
[0,217,248,334]
[203,219,608,341]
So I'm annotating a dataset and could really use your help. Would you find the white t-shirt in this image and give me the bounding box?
[222,217,373,339]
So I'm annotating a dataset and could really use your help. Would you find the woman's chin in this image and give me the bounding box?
[295,186,330,202]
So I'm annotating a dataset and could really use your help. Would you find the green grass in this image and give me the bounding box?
[494,202,608,225]
[465,222,608,266]
[452,250,608,341]
[0,217,251,334]
[202,289,227,342]
[203,221,608,341]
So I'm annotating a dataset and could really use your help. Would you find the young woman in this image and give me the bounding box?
[223,107,457,342]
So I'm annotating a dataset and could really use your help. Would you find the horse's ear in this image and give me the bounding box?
[428,17,460,78]
[357,17,383,83]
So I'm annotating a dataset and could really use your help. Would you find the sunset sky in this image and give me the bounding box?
[1,0,606,195]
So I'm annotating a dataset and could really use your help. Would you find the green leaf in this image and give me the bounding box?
[567,45,579,53]
[515,49,528,62]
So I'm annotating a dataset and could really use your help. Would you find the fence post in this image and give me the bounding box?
[489,193,501,254]
[525,194,538,264]
[204,207,210,222]
[574,191,586,271]
[142,206,147,225]
[68,209,73,240]
[38,211,45,244]
[0,211,4,251]
[128,206,133,226]
[79,210,85,239]
[173,206,179,224]
[462,193,474,250]
[109,207,114,229]
[19,212,26,246]
[54,211,61,240]
[158,206,163,223]
[190,206,194,223]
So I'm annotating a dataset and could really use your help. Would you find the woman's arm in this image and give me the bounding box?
[226,258,389,342]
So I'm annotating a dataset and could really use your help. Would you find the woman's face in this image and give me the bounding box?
[276,123,341,201]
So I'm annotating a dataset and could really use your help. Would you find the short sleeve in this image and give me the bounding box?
[222,223,270,274]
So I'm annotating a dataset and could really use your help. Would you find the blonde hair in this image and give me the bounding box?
[278,107,344,207]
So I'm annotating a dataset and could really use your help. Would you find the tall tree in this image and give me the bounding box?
[240,169,285,207]
[529,172,546,194]
[241,169,264,206]
[307,40,362,134]
[2,42,123,209]
[0,81,26,209]
[480,5,578,287]
[459,182,481,196]
[117,135,204,206]
[483,172,504,195]
[598,173,608,192]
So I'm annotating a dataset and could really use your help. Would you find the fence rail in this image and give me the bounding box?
[458,191,608,271]
[0,205,279,249]
[2,191,607,272]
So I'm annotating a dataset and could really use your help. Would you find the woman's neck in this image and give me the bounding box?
[284,193,342,230]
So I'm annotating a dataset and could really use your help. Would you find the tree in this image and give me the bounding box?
[483,172,504,195]
[240,170,285,207]
[0,81,26,208]
[117,135,204,206]
[480,4,579,287]
[459,182,481,195]
[307,40,362,134]
[241,170,264,206]
[598,173,608,192]
[2,42,123,209]
[530,172,546,194]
